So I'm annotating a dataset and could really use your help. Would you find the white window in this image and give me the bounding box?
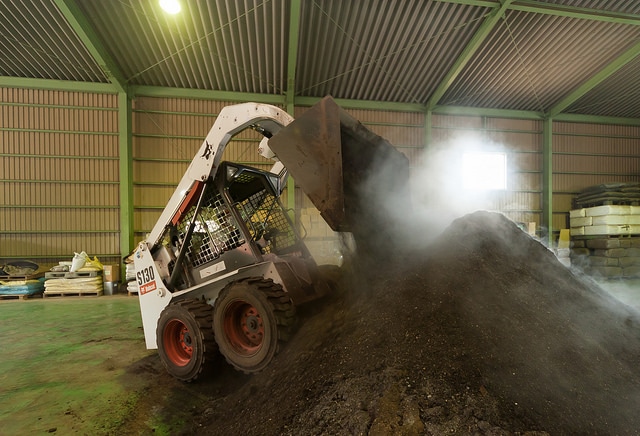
[462,152,507,191]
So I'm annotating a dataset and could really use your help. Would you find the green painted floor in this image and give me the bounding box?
[0,295,156,435]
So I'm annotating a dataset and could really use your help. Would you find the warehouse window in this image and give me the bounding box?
[462,152,507,191]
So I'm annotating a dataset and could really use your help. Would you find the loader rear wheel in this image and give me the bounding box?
[156,299,216,382]
[213,278,296,373]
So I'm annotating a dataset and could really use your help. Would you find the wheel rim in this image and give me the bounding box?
[163,318,193,366]
[224,301,264,354]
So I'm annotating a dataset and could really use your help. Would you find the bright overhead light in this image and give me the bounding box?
[159,0,181,14]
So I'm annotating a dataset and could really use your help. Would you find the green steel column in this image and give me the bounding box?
[424,109,432,149]
[542,117,553,246]
[118,92,134,259]
[285,0,301,219]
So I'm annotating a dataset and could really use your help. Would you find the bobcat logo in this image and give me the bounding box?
[201,141,213,160]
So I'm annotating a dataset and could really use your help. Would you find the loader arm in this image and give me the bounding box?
[147,104,294,247]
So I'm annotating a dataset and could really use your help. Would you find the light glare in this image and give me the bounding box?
[159,0,181,14]
[462,152,507,191]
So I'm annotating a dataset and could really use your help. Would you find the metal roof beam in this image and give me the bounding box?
[0,76,116,94]
[511,1,640,26]
[53,0,127,93]
[435,0,640,26]
[426,0,515,111]
[295,96,426,113]
[553,113,640,127]
[547,39,640,117]
[130,85,285,105]
[432,104,544,120]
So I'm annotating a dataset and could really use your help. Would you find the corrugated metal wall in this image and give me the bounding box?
[2,89,639,265]
[1,87,120,265]
[552,122,640,231]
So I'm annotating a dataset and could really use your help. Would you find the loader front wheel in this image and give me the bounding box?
[157,300,216,382]
[213,278,296,373]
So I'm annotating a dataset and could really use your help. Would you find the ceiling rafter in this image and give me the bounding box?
[547,38,640,117]
[427,0,515,111]
[53,0,127,93]
[436,0,640,26]
[511,1,640,26]
[0,75,115,94]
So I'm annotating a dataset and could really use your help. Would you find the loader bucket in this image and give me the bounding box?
[268,96,410,233]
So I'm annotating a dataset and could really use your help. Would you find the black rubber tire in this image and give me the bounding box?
[213,277,296,373]
[156,299,216,382]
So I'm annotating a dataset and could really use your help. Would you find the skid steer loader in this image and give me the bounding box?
[133,96,409,381]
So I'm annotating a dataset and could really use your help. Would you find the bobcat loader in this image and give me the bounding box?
[133,96,409,381]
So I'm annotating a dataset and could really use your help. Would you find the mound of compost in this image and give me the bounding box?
[185,211,640,435]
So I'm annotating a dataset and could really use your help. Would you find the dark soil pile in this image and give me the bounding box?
[180,211,640,435]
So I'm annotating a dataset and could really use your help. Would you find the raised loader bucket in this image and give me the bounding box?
[268,96,410,233]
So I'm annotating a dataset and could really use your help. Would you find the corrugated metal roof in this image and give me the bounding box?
[531,0,640,15]
[567,55,640,118]
[0,0,107,82]
[1,0,640,119]
[75,0,288,92]
[440,9,640,111]
[297,0,489,103]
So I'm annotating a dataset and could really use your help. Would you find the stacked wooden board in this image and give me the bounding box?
[570,204,640,278]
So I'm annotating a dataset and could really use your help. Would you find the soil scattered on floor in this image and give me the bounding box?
[154,210,640,435]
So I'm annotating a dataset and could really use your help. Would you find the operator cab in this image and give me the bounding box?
[221,162,303,257]
[155,162,309,290]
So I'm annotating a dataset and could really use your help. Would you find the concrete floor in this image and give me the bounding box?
[0,295,158,435]
[1,277,638,435]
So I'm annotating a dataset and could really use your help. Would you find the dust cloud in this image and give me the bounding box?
[372,135,517,252]
[189,128,640,434]
[343,137,640,433]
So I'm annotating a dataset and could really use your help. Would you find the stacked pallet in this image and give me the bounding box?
[570,205,640,236]
[44,270,103,297]
[0,273,45,300]
[0,261,45,299]
[572,182,640,209]
[570,205,640,278]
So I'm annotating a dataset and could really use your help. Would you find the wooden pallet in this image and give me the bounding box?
[43,290,103,298]
[0,271,45,281]
[0,292,43,301]
[45,270,102,279]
